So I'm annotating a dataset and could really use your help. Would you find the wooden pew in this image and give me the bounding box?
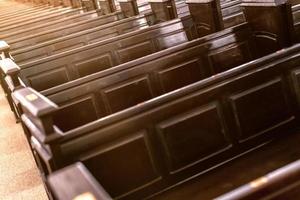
[2,0,240,49]
[48,162,112,200]
[216,159,300,200]
[0,2,39,13]
[5,16,197,90]
[4,11,124,48]
[0,5,58,20]
[0,8,89,35]
[10,0,245,66]
[0,6,72,24]
[14,42,300,200]
[2,0,297,119]
[18,23,255,128]
[11,13,153,65]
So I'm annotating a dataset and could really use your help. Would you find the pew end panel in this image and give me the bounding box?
[186,0,224,37]
[242,0,295,57]
[293,4,300,41]
[48,162,113,200]
[13,87,61,142]
[0,40,12,59]
[148,0,178,22]
[0,58,23,120]
[118,0,139,17]
[0,58,21,91]
[98,0,117,14]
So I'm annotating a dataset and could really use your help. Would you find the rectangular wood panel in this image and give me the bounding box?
[229,78,292,142]
[82,132,161,198]
[156,102,231,173]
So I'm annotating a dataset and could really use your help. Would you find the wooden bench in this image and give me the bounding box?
[0,8,104,36]
[0,6,72,24]
[11,13,153,65]
[48,162,112,200]
[1,0,296,119]
[216,159,300,200]
[0,7,84,35]
[2,0,295,93]
[0,2,42,14]
[4,11,124,49]
[22,23,255,132]
[6,15,197,91]
[10,1,247,65]
[14,42,300,200]
[1,0,244,51]
[0,5,61,21]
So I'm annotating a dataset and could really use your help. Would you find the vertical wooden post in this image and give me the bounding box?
[119,0,139,17]
[49,0,61,6]
[242,0,295,57]
[61,0,73,7]
[98,0,116,14]
[82,0,97,11]
[186,0,224,37]
[71,0,82,7]
[148,0,178,22]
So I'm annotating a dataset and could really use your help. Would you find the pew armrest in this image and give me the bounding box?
[0,41,11,59]
[13,87,58,118]
[13,87,60,142]
[0,41,10,53]
[4,75,23,92]
[48,162,112,200]
[0,58,19,76]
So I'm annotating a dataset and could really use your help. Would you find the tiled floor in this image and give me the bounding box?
[0,87,48,200]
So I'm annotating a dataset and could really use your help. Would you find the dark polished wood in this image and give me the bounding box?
[187,0,224,37]
[9,16,197,92]
[5,11,123,50]
[119,0,139,17]
[38,23,254,132]
[242,0,295,57]
[81,0,97,11]
[14,37,300,200]
[99,0,117,14]
[0,7,84,34]
[48,162,112,200]
[216,159,300,200]
[11,14,153,65]
[293,4,300,40]
[149,0,178,22]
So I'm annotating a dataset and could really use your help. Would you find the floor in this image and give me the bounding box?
[0,87,48,200]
